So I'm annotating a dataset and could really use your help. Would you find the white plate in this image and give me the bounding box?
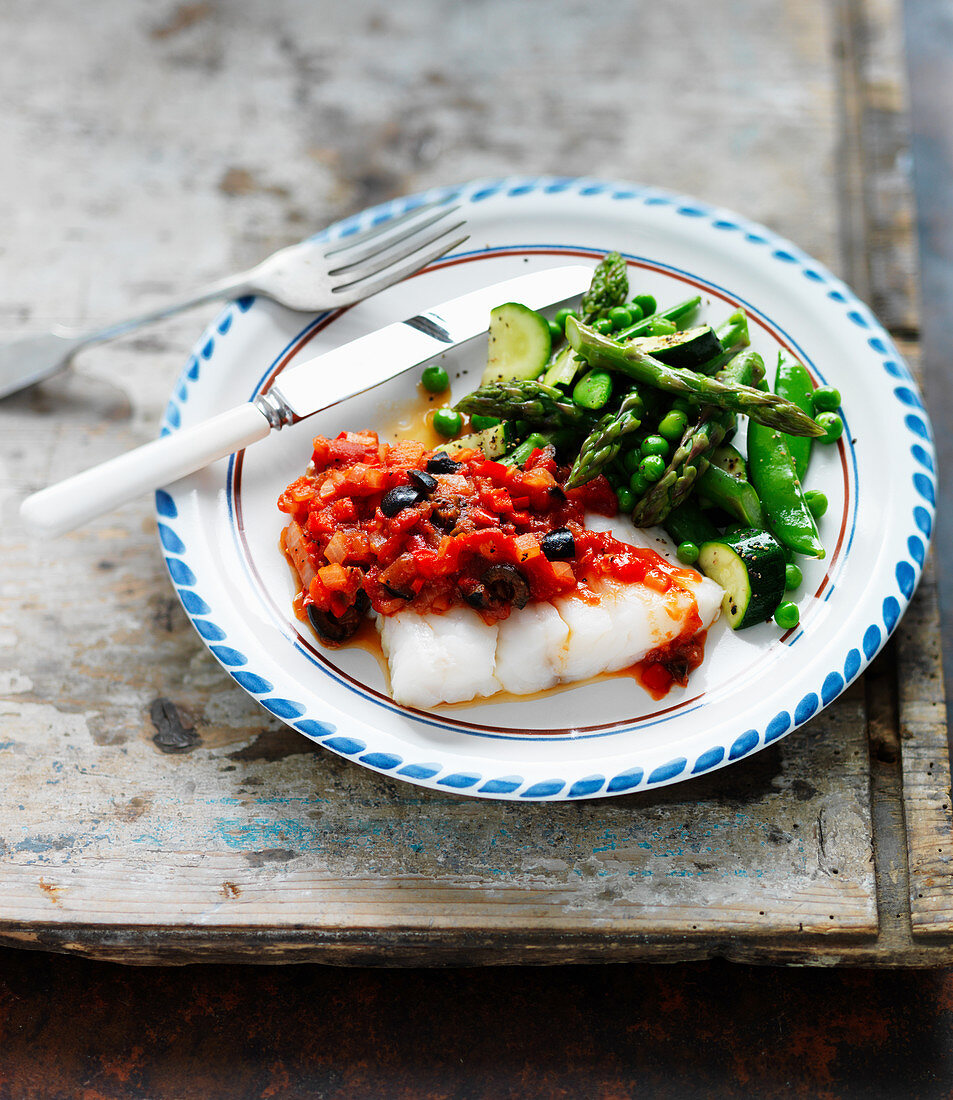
[157,176,935,801]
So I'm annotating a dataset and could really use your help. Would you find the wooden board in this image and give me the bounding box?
[0,0,949,965]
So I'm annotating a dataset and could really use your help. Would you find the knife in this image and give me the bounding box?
[19,265,593,537]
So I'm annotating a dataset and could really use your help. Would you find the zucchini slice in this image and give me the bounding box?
[711,444,748,480]
[543,344,582,388]
[435,424,509,459]
[698,529,786,630]
[629,325,723,369]
[481,302,552,384]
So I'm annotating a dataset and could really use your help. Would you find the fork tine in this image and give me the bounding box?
[324,205,461,271]
[329,229,470,304]
[328,217,467,288]
[321,198,452,258]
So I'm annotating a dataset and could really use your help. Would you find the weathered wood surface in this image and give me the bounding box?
[0,0,948,965]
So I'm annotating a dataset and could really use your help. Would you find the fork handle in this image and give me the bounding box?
[19,402,272,537]
[68,274,254,349]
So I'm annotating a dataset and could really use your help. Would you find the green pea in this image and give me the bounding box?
[658,409,688,441]
[470,415,500,430]
[804,490,828,518]
[554,307,576,333]
[547,319,562,342]
[640,434,669,457]
[572,370,614,410]
[649,318,677,336]
[671,397,692,415]
[629,470,648,496]
[608,306,633,331]
[616,486,635,513]
[785,562,803,591]
[593,317,615,335]
[432,407,462,438]
[634,294,656,316]
[774,601,800,629]
[626,303,644,322]
[639,454,666,482]
[816,412,843,443]
[811,385,842,413]
[421,364,449,393]
[623,447,642,474]
[676,540,700,565]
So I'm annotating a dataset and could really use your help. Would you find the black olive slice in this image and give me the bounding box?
[480,563,531,610]
[430,496,462,531]
[426,454,461,474]
[408,469,438,496]
[380,485,421,517]
[307,602,365,644]
[463,586,487,610]
[541,527,576,561]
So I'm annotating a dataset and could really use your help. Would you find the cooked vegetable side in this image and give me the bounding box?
[445,252,843,634]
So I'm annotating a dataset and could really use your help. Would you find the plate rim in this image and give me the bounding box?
[155,174,936,801]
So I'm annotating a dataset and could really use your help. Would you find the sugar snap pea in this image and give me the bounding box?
[746,417,825,558]
[774,356,814,480]
[696,463,766,529]
[572,369,614,410]
[663,498,720,548]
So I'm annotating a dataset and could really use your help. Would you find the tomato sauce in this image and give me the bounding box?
[278,429,710,692]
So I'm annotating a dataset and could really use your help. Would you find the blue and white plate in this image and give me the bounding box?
[157,176,935,801]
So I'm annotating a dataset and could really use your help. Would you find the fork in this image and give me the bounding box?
[0,199,468,399]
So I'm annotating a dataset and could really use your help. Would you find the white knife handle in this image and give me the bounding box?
[19,402,272,537]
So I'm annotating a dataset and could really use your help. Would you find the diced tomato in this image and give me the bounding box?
[280,431,697,646]
[514,533,540,562]
[327,431,380,465]
[318,562,350,591]
[324,530,349,564]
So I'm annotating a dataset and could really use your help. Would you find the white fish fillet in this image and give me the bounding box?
[378,605,500,709]
[377,515,724,709]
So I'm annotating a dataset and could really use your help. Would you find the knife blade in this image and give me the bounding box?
[20,265,593,536]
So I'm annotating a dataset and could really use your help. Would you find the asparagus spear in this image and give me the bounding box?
[580,251,629,322]
[565,317,824,437]
[565,390,644,490]
[630,413,728,527]
[454,380,593,429]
